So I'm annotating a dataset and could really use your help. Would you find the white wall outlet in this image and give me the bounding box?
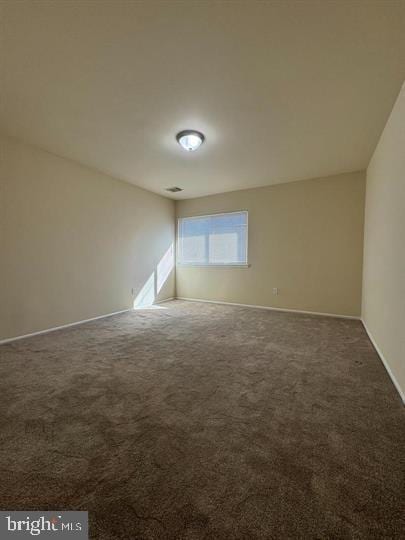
[272,287,278,295]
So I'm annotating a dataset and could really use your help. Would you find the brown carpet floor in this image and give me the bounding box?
[0,300,404,539]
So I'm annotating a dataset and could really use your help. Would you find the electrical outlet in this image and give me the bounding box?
[131,288,134,296]
[272,287,278,295]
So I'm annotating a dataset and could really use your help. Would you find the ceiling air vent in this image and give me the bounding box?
[166,187,183,193]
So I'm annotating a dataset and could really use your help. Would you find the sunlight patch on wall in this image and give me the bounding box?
[133,272,155,308]
[157,244,174,293]
[133,244,174,309]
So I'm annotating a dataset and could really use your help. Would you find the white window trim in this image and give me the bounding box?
[176,210,249,267]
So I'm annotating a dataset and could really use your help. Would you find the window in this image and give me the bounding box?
[177,211,248,266]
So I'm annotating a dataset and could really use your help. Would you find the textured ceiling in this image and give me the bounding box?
[1,0,405,199]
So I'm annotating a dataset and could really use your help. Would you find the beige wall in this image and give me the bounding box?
[0,136,175,341]
[176,172,365,317]
[362,83,405,402]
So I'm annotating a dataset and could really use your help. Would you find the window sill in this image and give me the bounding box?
[177,264,251,268]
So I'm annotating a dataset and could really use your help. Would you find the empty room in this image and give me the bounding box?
[1,1,404,538]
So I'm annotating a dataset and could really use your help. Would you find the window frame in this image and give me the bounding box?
[176,210,249,267]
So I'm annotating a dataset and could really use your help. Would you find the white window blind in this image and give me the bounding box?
[177,211,248,266]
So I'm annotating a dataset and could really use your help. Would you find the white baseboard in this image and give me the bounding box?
[175,296,360,320]
[155,297,175,305]
[0,308,132,345]
[361,319,405,405]
[0,296,177,345]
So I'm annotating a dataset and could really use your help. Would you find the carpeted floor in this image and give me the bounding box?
[0,300,404,539]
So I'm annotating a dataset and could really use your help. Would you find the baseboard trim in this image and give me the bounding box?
[0,296,177,345]
[175,297,360,320]
[361,319,405,405]
[155,297,176,305]
[0,308,132,345]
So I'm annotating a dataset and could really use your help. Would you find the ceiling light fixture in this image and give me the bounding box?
[176,130,205,152]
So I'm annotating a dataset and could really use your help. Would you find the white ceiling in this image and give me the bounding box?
[1,0,405,199]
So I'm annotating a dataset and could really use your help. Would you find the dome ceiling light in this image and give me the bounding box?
[176,130,205,152]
